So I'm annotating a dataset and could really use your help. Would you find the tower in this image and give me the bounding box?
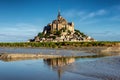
[57,10,61,20]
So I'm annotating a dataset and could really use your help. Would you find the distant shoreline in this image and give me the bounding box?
[0,41,120,48]
[0,42,120,62]
[0,42,120,56]
[0,46,120,62]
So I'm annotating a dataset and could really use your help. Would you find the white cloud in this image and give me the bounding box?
[79,19,100,26]
[88,12,95,17]
[86,31,120,41]
[109,15,120,21]
[112,5,120,10]
[0,23,42,42]
[80,9,107,21]
[62,9,86,18]
[62,9,107,21]
[96,9,106,15]
[88,31,114,36]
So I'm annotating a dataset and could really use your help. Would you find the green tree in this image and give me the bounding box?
[38,32,43,38]
[61,27,66,32]
[74,29,87,37]
[68,30,71,34]
[55,30,61,36]
[52,36,56,39]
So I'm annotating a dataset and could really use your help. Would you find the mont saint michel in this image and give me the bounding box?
[0,0,120,80]
[29,11,95,42]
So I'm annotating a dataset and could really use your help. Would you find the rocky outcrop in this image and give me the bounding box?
[29,11,95,42]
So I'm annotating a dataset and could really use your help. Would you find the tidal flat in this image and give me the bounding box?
[0,47,120,80]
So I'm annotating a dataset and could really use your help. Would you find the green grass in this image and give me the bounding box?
[0,41,119,48]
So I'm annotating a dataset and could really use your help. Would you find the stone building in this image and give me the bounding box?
[43,11,74,34]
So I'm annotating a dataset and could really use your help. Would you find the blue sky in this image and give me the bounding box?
[0,0,120,42]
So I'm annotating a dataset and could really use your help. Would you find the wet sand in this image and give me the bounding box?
[64,56,120,80]
[0,47,119,61]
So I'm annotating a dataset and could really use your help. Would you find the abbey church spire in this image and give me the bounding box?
[57,10,62,20]
[58,9,61,17]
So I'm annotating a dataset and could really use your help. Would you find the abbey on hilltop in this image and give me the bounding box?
[29,11,95,42]
[43,10,74,35]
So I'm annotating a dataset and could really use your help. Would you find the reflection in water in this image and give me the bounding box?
[43,57,75,80]
[0,54,102,62]
[44,58,75,67]
[0,53,117,80]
